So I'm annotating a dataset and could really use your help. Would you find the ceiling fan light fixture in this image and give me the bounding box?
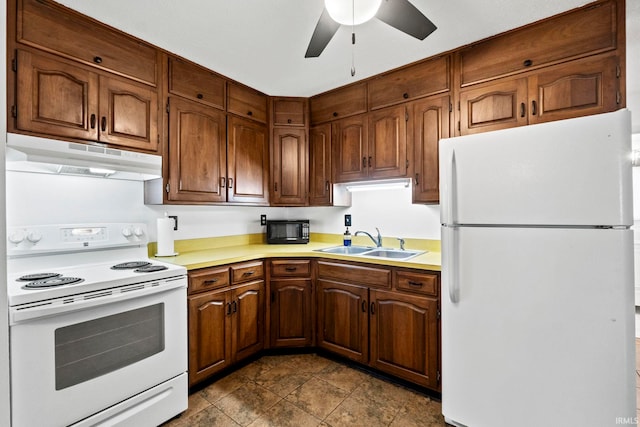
[325,0,382,26]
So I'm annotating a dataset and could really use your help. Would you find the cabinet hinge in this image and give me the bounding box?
[166,99,170,114]
[449,103,453,113]
[11,58,17,72]
[457,101,460,111]
[165,183,170,193]
[405,110,409,121]
[457,121,461,131]
[616,65,621,78]
[11,105,17,118]
[617,91,622,105]
[437,370,441,383]
[405,159,409,170]
[437,308,441,320]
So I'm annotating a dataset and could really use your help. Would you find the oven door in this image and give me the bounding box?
[10,278,187,427]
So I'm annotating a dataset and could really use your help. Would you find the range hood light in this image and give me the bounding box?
[345,178,411,192]
[56,165,115,177]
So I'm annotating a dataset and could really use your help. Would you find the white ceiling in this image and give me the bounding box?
[56,0,639,132]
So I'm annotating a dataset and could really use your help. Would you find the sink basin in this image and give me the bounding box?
[315,245,374,255]
[361,248,425,260]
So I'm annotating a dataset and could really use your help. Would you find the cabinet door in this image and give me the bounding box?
[368,105,408,179]
[459,78,528,135]
[332,115,368,182]
[188,289,232,386]
[16,50,99,141]
[412,95,450,204]
[309,124,332,206]
[227,115,270,205]
[528,54,619,125]
[270,279,313,348]
[168,96,227,203]
[271,128,308,206]
[370,289,439,388]
[317,279,368,363]
[231,280,265,362]
[98,75,158,152]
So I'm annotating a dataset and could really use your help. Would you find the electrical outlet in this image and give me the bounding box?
[260,214,267,225]
[168,215,178,231]
[344,214,352,227]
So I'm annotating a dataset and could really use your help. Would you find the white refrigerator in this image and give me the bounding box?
[439,109,636,427]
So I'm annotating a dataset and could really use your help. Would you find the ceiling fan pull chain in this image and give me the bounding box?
[351,0,356,77]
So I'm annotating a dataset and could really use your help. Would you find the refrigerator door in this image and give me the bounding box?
[440,109,632,227]
[441,225,636,427]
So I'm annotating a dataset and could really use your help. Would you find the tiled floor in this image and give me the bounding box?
[163,353,446,427]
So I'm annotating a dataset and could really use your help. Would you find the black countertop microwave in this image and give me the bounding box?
[266,220,309,244]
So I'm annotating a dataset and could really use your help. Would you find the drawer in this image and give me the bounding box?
[270,259,311,277]
[18,0,158,86]
[459,0,617,86]
[317,260,391,289]
[231,260,265,284]
[168,56,226,110]
[189,266,230,294]
[310,82,367,125]
[395,270,438,297]
[227,82,267,123]
[272,98,307,126]
[368,55,450,110]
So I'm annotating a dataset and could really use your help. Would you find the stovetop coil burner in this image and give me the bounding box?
[17,272,61,282]
[23,277,84,289]
[134,265,169,273]
[111,261,151,270]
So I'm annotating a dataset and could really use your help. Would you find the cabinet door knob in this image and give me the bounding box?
[228,178,234,189]
[531,100,538,116]
[362,157,367,168]
[287,118,292,124]
[415,173,419,186]
[370,302,375,315]
[197,93,203,99]
[325,180,330,191]
[368,156,372,168]
[101,116,107,132]
[90,114,96,129]
[220,177,226,188]
[520,102,526,118]
[332,112,338,117]
[361,300,367,313]
[247,111,253,116]
[403,92,409,99]
[93,56,102,64]
[523,59,533,67]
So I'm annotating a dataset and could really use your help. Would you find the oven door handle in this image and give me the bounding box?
[10,277,186,325]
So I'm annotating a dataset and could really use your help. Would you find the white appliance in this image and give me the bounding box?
[439,109,636,427]
[7,223,188,427]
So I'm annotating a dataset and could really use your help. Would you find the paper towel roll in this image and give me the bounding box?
[156,217,176,256]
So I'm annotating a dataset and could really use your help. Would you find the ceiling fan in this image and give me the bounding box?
[305,0,437,58]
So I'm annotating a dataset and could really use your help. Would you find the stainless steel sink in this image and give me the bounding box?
[360,248,425,260]
[315,245,374,255]
[315,245,425,260]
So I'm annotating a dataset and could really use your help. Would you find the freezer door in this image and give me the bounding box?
[439,109,632,227]
[441,226,636,427]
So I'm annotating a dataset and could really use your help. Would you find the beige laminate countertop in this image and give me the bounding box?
[150,234,441,272]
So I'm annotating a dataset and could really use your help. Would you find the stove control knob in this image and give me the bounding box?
[122,227,133,238]
[133,227,144,237]
[27,231,43,243]
[8,230,25,244]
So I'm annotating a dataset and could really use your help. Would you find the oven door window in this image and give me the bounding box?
[55,303,165,390]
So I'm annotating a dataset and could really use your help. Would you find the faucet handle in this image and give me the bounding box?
[397,238,405,250]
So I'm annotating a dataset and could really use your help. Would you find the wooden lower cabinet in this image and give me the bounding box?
[317,279,369,363]
[370,289,439,388]
[187,262,264,387]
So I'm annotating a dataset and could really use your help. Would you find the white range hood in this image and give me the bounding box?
[5,133,161,181]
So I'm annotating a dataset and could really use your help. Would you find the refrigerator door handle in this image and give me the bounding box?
[443,225,460,303]
[442,148,457,225]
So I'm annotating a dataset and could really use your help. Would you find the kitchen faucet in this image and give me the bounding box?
[355,227,383,247]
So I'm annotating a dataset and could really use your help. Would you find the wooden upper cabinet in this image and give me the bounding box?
[527,54,619,125]
[368,55,450,110]
[17,49,158,152]
[411,95,450,204]
[228,82,268,124]
[332,115,368,182]
[367,105,408,179]
[17,0,158,86]
[310,82,367,125]
[167,96,227,203]
[309,124,333,206]
[16,49,98,141]
[227,115,269,205]
[168,56,225,110]
[272,97,307,127]
[271,128,308,206]
[459,0,618,86]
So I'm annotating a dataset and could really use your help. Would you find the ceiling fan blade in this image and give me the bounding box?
[376,0,437,40]
[305,7,341,58]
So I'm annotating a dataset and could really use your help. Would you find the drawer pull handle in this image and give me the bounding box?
[93,56,102,64]
[197,93,204,99]
[203,279,218,285]
[362,300,367,313]
[247,111,253,116]
[242,271,255,277]
[333,112,338,117]
[285,266,297,272]
[403,92,409,99]
[408,281,423,287]
[287,118,292,124]
[523,59,533,67]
